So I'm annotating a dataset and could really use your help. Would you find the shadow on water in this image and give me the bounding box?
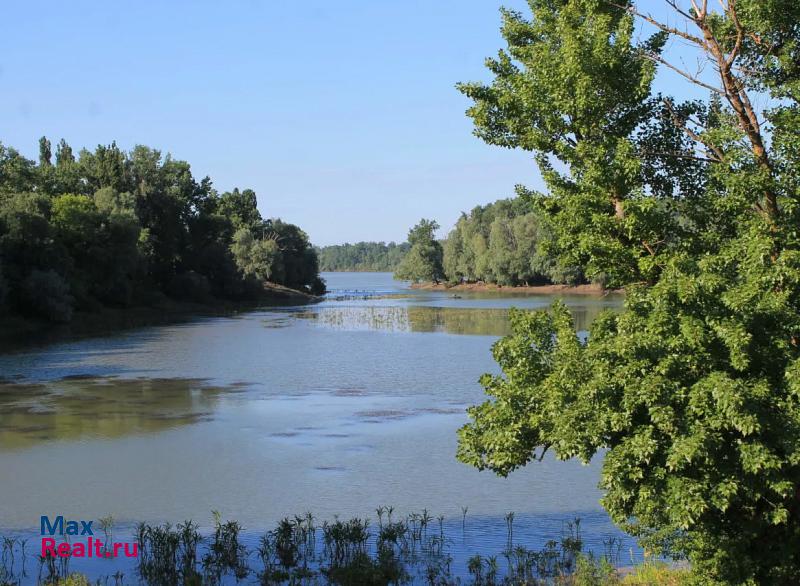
[0,330,170,381]
[292,304,612,336]
[0,376,246,451]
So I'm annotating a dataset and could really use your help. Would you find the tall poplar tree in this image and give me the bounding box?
[457,1,800,583]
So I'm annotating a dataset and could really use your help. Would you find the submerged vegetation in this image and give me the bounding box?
[0,139,324,328]
[0,511,690,586]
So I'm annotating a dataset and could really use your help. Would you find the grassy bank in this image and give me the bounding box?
[0,282,320,355]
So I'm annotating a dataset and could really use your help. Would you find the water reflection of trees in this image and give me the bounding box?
[295,304,610,336]
[0,377,239,451]
[407,307,511,335]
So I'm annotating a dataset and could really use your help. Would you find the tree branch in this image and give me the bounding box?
[725,0,744,67]
[638,149,718,164]
[618,0,780,223]
[662,99,726,163]
[605,1,706,46]
[643,51,725,95]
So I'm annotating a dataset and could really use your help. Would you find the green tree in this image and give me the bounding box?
[0,192,54,285]
[55,139,75,167]
[219,188,262,230]
[443,197,579,286]
[456,0,669,288]
[457,1,800,583]
[0,138,324,320]
[38,137,52,167]
[231,227,283,282]
[0,144,37,194]
[443,227,465,282]
[93,187,136,218]
[21,269,73,322]
[317,241,410,272]
[51,194,102,248]
[407,218,439,247]
[0,259,7,313]
[394,219,444,283]
[487,217,515,285]
[50,194,127,308]
[79,142,129,194]
[52,139,83,194]
[268,219,315,290]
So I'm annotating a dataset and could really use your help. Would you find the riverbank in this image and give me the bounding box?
[0,282,320,354]
[411,281,621,295]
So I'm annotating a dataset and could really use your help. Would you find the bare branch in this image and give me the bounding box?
[605,1,706,46]
[689,0,708,18]
[725,0,744,67]
[608,0,779,222]
[638,149,718,164]
[535,444,551,462]
[664,0,696,23]
[643,52,725,95]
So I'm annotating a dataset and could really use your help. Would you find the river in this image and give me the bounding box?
[0,272,634,582]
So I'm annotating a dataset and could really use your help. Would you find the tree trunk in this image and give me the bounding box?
[613,197,624,220]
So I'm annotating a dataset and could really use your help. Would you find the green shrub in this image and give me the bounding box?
[21,269,73,322]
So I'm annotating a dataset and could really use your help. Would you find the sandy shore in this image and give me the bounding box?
[410,281,621,295]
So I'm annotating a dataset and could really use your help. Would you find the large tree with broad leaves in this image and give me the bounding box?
[457,1,800,583]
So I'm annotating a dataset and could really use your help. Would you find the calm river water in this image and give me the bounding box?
[0,272,634,580]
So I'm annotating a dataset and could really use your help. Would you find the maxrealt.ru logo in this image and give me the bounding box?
[40,516,138,558]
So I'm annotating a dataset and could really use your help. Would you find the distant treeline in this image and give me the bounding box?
[395,197,585,286]
[320,197,587,286]
[0,137,324,324]
[316,241,410,272]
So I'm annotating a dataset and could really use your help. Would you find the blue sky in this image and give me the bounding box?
[1,1,700,245]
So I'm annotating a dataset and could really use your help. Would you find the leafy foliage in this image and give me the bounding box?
[394,219,445,283]
[317,241,411,272]
[456,0,672,289]
[0,138,324,322]
[231,228,283,282]
[21,269,73,323]
[457,0,800,583]
[443,197,584,286]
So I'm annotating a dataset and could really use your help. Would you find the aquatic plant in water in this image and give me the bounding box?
[3,509,651,585]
